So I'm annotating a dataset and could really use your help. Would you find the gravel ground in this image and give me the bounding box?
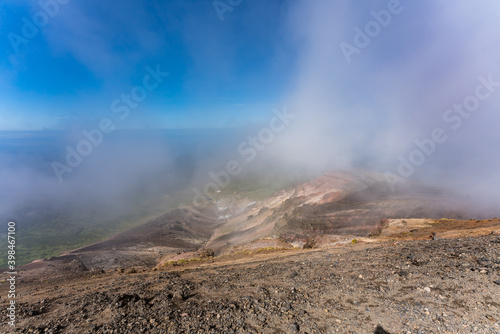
[1,235,499,333]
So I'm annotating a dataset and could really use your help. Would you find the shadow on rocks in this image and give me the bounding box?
[374,325,391,334]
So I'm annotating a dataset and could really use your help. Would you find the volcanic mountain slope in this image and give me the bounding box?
[27,170,474,272]
[4,171,500,333]
[203,170,470,253]
[3,234,500,333]
[62,204,223,270]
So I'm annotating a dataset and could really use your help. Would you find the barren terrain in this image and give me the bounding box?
[1,221,499,333]
[1,172,499,333]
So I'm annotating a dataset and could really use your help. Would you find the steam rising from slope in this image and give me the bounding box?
[0,128,259,223]
[269,0,500,207]
[0,132,172,219]
[2,0,500,228]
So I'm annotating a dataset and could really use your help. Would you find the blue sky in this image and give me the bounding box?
[2,0,500,148]
[0,0,296,130]
[2,0,500,213]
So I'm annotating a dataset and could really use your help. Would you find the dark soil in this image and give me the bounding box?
[1,235,499,333]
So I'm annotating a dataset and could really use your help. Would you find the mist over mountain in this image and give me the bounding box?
[3,2,500,332]
[2,0,500,266]
[270,0,500,208]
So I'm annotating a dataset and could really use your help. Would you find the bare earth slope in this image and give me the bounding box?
[64,205,222,269]
[204,171,473,253]
[18,170,475,271]
[1,233,499,333]
[2,171,499,333]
